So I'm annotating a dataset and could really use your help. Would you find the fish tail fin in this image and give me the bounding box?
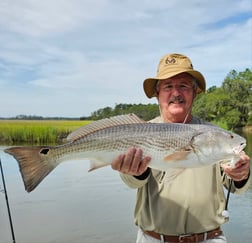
[4,146,56,192]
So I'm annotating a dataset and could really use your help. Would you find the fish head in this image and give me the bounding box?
[192,129,246,165]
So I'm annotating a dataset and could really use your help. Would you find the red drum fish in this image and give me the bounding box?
[4,114,246,192]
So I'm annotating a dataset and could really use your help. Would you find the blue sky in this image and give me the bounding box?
[0,0,251,118]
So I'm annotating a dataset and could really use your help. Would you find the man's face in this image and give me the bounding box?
[157,73,196,123]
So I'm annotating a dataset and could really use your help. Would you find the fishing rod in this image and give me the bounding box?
[222,178,232,219]
[0,158,16,243]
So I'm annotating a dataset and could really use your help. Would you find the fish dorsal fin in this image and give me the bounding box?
[67,113,146,142]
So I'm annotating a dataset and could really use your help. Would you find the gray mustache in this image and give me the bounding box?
[169,96,185,104]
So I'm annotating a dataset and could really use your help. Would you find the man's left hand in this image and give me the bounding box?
[223,153,250,182]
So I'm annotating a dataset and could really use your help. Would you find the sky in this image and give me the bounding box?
[0,0,251,118]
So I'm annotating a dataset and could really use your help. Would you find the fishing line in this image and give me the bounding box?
[0,158,16,243]
[182,94,194,124]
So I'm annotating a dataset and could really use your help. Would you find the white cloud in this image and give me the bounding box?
[0,0,251,117]
[0,0,109,37]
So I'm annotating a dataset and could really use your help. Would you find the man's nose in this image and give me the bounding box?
[170,86,181,95]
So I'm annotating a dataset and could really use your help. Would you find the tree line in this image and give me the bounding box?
[86,103,160,121]
[87,68,252,130]
[2,68,251,130]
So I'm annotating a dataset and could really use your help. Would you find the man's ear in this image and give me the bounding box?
[193,90,197,99]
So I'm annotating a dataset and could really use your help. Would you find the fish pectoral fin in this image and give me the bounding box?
[163,147,192,162]
[88,158,111,172]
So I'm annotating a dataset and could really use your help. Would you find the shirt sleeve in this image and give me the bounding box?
[222,168,251,194]
[120,173,150,189]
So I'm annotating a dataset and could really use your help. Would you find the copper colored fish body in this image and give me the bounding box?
[4,114,246,192]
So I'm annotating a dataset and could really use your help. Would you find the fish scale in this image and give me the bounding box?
[63,124,192,155]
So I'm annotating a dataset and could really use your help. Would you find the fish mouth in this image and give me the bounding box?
[232,142,246,155]
[221,143,247,168]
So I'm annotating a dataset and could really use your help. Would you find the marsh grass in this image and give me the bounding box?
[0,120,92,145]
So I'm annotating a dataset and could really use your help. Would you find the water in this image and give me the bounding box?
[0,132,251,243]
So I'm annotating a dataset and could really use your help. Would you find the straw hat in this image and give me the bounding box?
[143,53,206,98]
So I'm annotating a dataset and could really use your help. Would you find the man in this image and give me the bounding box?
[111,53,251,243]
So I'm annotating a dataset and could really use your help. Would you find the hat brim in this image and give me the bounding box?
[143,70,206,98]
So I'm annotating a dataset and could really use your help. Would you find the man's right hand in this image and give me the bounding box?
[111,147,151,176]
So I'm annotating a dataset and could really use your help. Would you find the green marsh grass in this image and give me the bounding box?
[0,120,92,145]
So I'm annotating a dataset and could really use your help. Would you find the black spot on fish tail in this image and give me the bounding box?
[40,148,50,155]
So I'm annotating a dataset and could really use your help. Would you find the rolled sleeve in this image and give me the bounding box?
[223,171,251,194]
[120,173,150,189]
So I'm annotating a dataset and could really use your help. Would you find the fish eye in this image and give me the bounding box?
[230,134,234,139]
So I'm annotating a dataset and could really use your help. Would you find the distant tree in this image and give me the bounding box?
[90,106,113,119]
[89,103,159,121]
[193,68,252,129]
[15,114,44,120]
[221,68,252,128]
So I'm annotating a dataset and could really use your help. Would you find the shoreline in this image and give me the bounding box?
[237,126,252,133]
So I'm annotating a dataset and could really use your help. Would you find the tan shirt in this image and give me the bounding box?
[120,116,251,235]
